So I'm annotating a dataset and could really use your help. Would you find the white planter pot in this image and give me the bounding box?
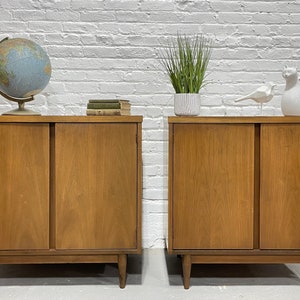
[174,93,200,116]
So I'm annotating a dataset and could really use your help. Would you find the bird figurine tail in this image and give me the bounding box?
[235,95,250,102]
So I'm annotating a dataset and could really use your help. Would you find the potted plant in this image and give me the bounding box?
[159,34,212,116]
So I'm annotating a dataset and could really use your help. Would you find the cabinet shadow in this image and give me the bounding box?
[0,255,142,286]
[165,252,300,286]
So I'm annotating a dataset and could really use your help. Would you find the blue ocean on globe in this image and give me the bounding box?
[0,38,51,99]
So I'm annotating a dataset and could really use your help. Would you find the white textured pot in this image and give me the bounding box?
[174,93,200,116]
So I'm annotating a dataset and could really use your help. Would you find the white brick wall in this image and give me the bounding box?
[0,0,299,248]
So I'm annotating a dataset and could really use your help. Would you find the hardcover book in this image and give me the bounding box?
[86,108,130,116]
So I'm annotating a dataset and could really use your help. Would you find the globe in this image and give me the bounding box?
[0,37,51,115]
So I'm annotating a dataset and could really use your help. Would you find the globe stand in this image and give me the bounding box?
[0,91,41,115]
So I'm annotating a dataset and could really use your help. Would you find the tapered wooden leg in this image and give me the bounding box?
[182,254,191,289]
[118,254,127,288]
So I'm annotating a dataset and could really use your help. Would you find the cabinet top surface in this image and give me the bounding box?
[0,115,143,123]
[168,116,300,124]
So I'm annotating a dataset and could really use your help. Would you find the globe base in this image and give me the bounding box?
[2,107,41,116]
[2,99,40,116]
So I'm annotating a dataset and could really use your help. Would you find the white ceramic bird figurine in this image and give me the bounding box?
[281,66,300,116]
[235,82,276,114]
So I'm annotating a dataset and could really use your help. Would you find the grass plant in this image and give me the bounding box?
[160,34,212,93]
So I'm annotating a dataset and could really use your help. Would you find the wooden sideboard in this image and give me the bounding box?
[0,115,142,288]
[168,116,300,289]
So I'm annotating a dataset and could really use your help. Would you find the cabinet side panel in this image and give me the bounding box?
[0,123,49,250]
[136,122,142,252]
[260,124,300,249]
[168,123,174,252]
[55,123,138,250]
[173,124,254,250]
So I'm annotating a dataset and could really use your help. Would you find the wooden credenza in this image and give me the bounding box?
[168,116,300,289]
[0,115,142,288]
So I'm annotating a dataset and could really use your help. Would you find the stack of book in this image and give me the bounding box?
[86,99,131,116]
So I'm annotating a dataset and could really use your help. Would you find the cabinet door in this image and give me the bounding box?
[171,124,254,249]
[0,123,49,250]
[55,123,138,250]
[260,124,300,249]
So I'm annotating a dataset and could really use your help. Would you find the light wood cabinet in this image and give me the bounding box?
[168,117,300,289]
[260,124,300,249]
[0,116,142,288]
[55,123,138,250]
[0,123,49,250]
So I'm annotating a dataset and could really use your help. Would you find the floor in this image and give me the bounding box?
[0,249,299,300]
